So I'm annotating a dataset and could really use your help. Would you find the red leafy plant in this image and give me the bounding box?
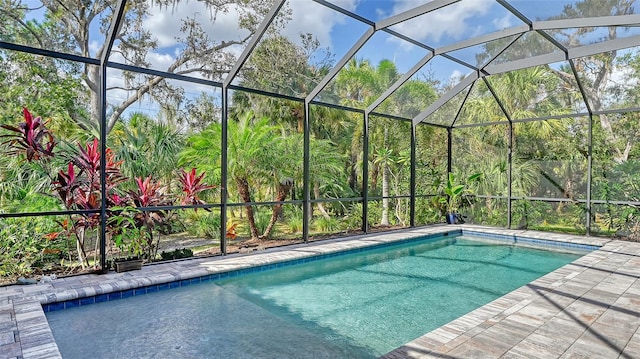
[2,108,215,271]
[177,168,215,209]
[0,108,56,162]
[127,175,174,260]
[51,138,129,267]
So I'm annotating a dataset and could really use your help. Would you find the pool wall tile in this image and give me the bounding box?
[79,297,95,306]
[64,299,80,309]
[41,227,601,313]
[461,230,599,251]
[47,302,64,312]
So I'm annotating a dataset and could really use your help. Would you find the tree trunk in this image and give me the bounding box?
[261,179,293,239]
[235,177,260,239]
[392,176,405,226]
[381,162,390,225]
[314,182,331,219]
[348,153,358,191]
[75,227,89,269]
[370,163,379,191]
[381,127,390,226]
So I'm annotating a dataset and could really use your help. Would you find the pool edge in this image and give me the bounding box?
[0,225,614,359]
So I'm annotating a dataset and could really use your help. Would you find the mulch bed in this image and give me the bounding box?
[1,225,406,286]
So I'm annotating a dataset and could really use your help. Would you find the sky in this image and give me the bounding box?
[19,0,636,120]
[97,0,632,120]
[110,0,519,102]
[117,0,589,89]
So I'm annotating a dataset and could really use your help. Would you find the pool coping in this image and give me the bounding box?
[0,225,632,358]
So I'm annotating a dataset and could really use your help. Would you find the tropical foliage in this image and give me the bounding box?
[3,0,640,284]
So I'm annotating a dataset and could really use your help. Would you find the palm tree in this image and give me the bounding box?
[111,112,184,190]
[181,112,280,240]
[337,59,408,226]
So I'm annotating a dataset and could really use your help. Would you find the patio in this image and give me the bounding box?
[1,225,639,359]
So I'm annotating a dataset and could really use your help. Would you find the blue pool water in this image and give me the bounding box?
[46,234,588,358]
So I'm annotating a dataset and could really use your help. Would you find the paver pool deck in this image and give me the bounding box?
[1,225,639,359]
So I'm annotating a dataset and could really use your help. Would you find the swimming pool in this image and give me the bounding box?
[46,233,590,358]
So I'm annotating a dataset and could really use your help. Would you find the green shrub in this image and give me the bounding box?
[284,207,303,233]
[343,203,363,230]
[254,209,274,236]
[0,216,65,280]
[313,216,342,232]
[197,213,221,239]
[160,248,193,260]
[184,211,221,239]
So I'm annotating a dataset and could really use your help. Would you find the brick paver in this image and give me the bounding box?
[1,225,637,358]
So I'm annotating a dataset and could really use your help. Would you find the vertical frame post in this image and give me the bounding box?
[508,122,513,228]
[362,112,369,233]
[447,127,453,174]
[303,101,311,242]
[586,114,593,235]
[99,63,108,272]
[220,88,229,254]
[99,0,128,272]
[410,123,417,227]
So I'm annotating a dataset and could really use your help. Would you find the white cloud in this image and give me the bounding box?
[146,52,175,70]
[137,0,361,70]
[327,0,359,12]
[88,40,101,57]
[282,0,359,50]
[142,0,360,54]
[386,0,494,45]
[143,1,250,49]
[492,13,514,30]
[449,69,464,85]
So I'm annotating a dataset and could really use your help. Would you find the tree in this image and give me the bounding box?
[549,0,637,163]
[110,112,184,189]
[335,59,428,226]
[181,112,280,240]
[232,34,353,220]
[1,0,289,132]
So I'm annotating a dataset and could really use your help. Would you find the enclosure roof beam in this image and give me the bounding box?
[375,0,460,29]
[533,14,640,30]
[569,34,640,58]
[223,0,286,88]
[108,61,222,87]
[496,0,532,26]
[451,79,475,127]
[365,52,434,114]
[485,52,566,75]
[306,27,375,103]
[412,71,478,126]
[483,77,512,123]
[484,34,640,75]
[101,0,127,64]
[0,41,99,65]
[537,30,569,55]
[569,59,593,115]
[313,0,375,26]
[434,15,640,57]
[435,24,529,55]
[381,28,433,51]
[455,120,510,129]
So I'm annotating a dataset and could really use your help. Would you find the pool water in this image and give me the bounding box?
[46,234,587,358]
